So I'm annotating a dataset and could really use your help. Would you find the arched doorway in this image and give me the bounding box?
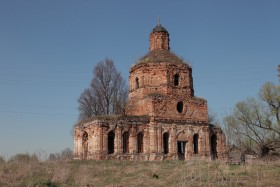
[108,131,115,154]
[82,131,88,159]
[137,132,144,153]
[210,134,217,160]
[163,132,169,154]
[123,131,129,153]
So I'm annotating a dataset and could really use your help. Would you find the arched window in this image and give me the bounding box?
[210,134,217,160]
[163,132,169,154]
[82,131,88,159]
[137,132,144,153]
[135,77,139,89]
[108,131,115,154]
[174,74,179,86]
[193,134,199,154]
[122,131,129,153]
[177,101,183,113]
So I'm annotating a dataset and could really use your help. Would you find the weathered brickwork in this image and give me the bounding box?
[128,55,208,122]
[74,23,227,161]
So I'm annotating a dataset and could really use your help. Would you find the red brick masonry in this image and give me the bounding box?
[74,23,227,161]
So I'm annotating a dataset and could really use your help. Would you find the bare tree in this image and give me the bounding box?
[78,59,128,119]
[224,82,280,157]
[208,108,218,125]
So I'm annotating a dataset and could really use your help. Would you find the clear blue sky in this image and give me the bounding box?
[0,0,279,158]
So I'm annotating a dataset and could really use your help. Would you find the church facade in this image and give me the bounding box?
[74,23,227,161]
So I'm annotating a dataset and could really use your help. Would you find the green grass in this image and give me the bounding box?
[1,157,280,187]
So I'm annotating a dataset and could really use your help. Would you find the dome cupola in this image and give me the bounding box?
[152,23,168,33]
[149,20,170,51]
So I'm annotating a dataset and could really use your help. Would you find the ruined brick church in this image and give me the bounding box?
[74,22,227,161]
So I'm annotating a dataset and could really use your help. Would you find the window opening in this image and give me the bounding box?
[137,132,144,153]
[108,131,115,154]
[193,134,199,154]
[135,77,139,89]
[163,132,169,154]
[177,101,183,113]
[174,74,179,86]
[123,131,129,153]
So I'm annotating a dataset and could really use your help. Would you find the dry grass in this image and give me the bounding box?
[1,155,280,187]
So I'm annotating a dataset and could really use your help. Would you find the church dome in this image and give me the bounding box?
[136,50,189,66]
[132,21,189,67]
[151,24,168,33]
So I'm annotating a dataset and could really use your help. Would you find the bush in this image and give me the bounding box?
[0,156,5,164]
[48,148,73,162]
[9,153,39,163]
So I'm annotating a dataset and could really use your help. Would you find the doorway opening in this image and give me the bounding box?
[82,131,88,159]
[211,134,217,160]
[177,141,186,160]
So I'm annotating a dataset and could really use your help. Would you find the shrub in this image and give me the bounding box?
[9,153,39,163]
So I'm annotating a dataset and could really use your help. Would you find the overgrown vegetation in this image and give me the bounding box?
[224,82,280,157]
[78,59,128,119]
[1,153,280,187]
